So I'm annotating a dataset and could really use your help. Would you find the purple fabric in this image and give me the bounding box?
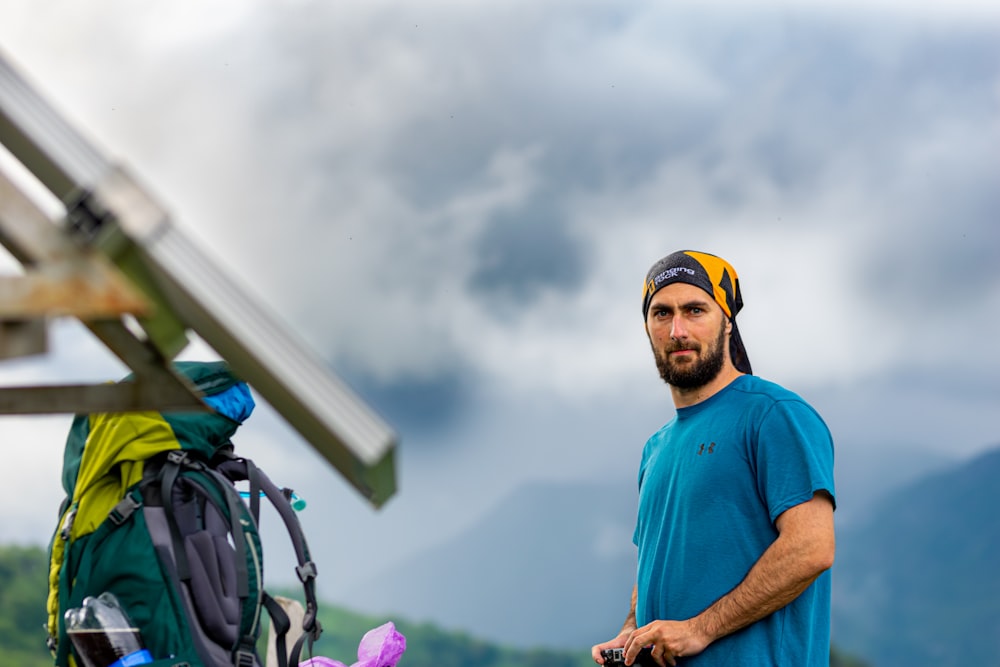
[300,622,406,667]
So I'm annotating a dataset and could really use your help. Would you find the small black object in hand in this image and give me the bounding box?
[601,646,656,667]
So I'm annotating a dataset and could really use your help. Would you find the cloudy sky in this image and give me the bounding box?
[1,0,998,641]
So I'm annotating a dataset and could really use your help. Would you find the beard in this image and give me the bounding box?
[652,320,728,389]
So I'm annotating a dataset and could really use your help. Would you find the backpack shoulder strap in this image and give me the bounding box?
[214,456,323,661]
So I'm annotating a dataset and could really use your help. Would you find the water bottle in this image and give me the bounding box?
[64,592,153,667]
[239,489,308,511]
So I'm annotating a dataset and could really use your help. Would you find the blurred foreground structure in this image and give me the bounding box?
[0,48,396,507]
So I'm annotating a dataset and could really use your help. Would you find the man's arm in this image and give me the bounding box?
[624,585,638,634]
[624,492,835,666]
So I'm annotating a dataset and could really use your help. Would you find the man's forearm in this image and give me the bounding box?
[691,496,835,643]
[693,537,824,641]
[622,585,638,633]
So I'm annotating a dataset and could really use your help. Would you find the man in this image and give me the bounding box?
[592,250,835,666]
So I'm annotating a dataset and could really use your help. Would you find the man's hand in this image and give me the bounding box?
[624,619,711,666]
[591,629,631,664]
[594,585,640,664]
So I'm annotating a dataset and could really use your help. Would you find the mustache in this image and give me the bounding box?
[665,341,701,354]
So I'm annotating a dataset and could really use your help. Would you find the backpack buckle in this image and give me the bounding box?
[166,450,189,465]
[109,493,142,526]
[295,561,318,583]
[235,645,257,667]
[59,506,77,541]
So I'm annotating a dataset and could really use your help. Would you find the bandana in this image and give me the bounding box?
[641,250,752,374]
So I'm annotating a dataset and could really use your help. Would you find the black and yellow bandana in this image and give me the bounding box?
[642,250,753,375]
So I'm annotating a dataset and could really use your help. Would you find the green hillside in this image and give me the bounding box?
[309,604,870,667]
[2,544,867,666]
[307,603,593,667]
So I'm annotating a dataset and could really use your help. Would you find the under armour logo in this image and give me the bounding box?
[697,442,716,455]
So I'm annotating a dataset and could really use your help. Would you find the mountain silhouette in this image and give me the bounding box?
[341,442,997,664]
[343,478,639,649]
[832,445,1000,666]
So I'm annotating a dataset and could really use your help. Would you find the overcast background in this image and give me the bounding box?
[0,0,998,651]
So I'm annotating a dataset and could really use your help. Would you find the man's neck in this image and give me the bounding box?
[670,365,744,409]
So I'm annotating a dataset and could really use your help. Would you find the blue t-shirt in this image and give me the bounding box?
[633,375,835,666]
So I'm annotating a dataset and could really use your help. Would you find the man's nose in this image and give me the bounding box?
[670,317,688,340]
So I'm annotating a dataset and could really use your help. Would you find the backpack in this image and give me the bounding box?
[46,360,322,667]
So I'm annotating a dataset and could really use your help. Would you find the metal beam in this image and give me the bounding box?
[0,52,109,201]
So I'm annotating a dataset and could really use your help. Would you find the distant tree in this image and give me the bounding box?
[0,544,52,667]
[832,645,871,667]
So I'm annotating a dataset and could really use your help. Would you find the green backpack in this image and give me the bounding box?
[47,361,321,667]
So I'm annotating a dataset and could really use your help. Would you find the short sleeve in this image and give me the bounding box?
[755,399,836,524]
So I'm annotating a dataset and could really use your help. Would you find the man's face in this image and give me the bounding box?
[645,282,729,389]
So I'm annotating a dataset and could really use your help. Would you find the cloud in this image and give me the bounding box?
[470,197,584,304]
[3,1,997,412]
[1,3,999,636]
